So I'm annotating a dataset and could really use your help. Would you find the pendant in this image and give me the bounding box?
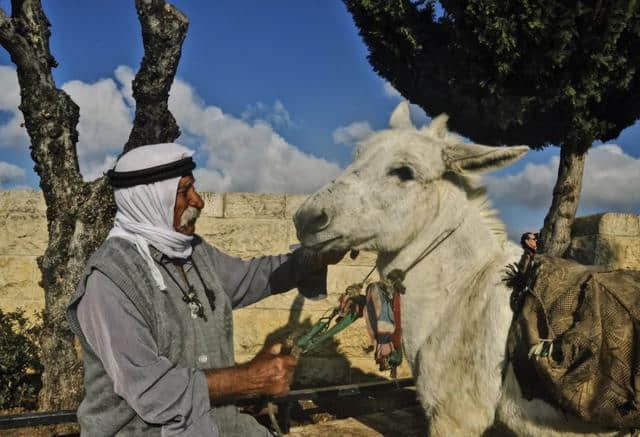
[189,302,200,319]
[183,285,205,320]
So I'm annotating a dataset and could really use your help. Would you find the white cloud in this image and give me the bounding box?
[241,100,295,128]
[0,161,25,185]
[81,154,118,181]
[0,63,341,192]
[381,81,430,127]
[168,78,341,193]
[62,76,133,178]
[383,81,402,99]
[485,144,640,212]
[332,121,373,146]
[114,65,135,107]
[0,64,133,181]
[0,65,20,110]
[0,65,29,148]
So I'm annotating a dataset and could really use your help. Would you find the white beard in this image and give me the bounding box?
[179,206,201,229]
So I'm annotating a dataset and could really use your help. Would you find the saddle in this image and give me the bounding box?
[506,255,640,429]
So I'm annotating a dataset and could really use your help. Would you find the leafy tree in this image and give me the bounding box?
[343,0,640,255]
[0,308,43,410]
[0,0,188,410]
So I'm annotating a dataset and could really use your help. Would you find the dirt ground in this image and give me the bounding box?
[288,406,426,436]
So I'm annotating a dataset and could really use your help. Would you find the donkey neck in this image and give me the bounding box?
[377,194,503,290]
[377,196,508,364]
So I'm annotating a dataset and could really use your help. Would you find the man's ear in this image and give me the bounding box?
[443,143,529,174]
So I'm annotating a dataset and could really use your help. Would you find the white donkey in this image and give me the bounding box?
[294,102,619,436]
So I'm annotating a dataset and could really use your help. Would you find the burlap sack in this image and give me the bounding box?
[507,255,640,428]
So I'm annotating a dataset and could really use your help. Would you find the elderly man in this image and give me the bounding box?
[66,143,341,436]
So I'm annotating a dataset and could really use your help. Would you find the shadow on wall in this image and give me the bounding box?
[261,293,388,389]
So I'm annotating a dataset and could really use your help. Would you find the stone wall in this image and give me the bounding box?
[567,213,640,270]
[1,190,638,386]
[0,190,409,387]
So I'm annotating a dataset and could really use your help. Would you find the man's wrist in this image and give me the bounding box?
[204,364,253,404]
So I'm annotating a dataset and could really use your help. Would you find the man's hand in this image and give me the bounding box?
[244,343,297,396]
[296,247,348,271]
[205,342,298,403]
[317,249,349,266]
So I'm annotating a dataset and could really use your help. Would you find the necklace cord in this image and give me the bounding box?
[157,259,210,319]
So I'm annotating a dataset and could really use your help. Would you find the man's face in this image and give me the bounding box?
[525,233,537,251]
[173,175,204,235]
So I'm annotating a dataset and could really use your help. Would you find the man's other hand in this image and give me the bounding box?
[245,343,298,396]
[205,342,298,402]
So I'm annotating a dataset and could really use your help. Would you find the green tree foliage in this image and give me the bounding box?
[344,0,640,255]
[0,309,43,410]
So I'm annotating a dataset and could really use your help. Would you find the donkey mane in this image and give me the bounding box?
[419,114,508,243]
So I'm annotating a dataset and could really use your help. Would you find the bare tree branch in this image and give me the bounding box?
[124,0,188,152]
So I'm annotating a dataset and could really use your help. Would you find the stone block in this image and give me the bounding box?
[285,194,309,218]
[233,307,329,356]
[0,256,38,301]
[569,213,640,269]
[566,235,597,265]
[0,213,48,256]
[597,213,640,237]
[595,236,640,270]
[199,192,223,218]
[0,190,46,216]
[327,265,380,295]
[294,355,352,386]
[0,298,44,317]
[233,305,382,360]
[572,213,640,237]
[571,214,603,237]
[286,222,301,249]
[249,290,340,312]
[224,193,285,218]
[197,217,290,258]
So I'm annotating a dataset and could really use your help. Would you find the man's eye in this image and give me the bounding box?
[388,166,414,181]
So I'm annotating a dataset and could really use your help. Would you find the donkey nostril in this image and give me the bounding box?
[312,210,331,231]
[294,207,332,234]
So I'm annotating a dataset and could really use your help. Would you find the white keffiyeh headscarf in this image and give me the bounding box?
[107,143,196,291]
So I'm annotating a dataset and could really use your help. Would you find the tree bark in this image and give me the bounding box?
[125,0,188,152]
[0,0,188,410]
[539,145,588,257]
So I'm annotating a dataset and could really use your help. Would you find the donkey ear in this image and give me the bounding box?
[443,143,529,174]
[421,113,449,138]
[389,101,415,129]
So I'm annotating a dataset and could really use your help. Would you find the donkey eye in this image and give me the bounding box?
[388,166,414,181]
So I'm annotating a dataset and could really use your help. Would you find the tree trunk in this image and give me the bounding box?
[125,0,188,151]
[539,144,589,257]
[0,0,188,410]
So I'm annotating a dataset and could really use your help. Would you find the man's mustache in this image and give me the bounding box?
[179,206,201,228]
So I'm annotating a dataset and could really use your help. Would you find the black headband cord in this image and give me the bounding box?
[107,157,196,188]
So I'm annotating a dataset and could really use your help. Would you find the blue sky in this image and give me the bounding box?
[0,0,639,240]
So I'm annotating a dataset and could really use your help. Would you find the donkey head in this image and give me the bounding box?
[294,102,528,255]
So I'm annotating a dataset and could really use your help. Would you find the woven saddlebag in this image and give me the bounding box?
[507,255,640,428]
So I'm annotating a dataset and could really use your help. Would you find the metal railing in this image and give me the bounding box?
[0,378,415,431]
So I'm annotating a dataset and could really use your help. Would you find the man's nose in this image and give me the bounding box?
[190,191,205,210]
